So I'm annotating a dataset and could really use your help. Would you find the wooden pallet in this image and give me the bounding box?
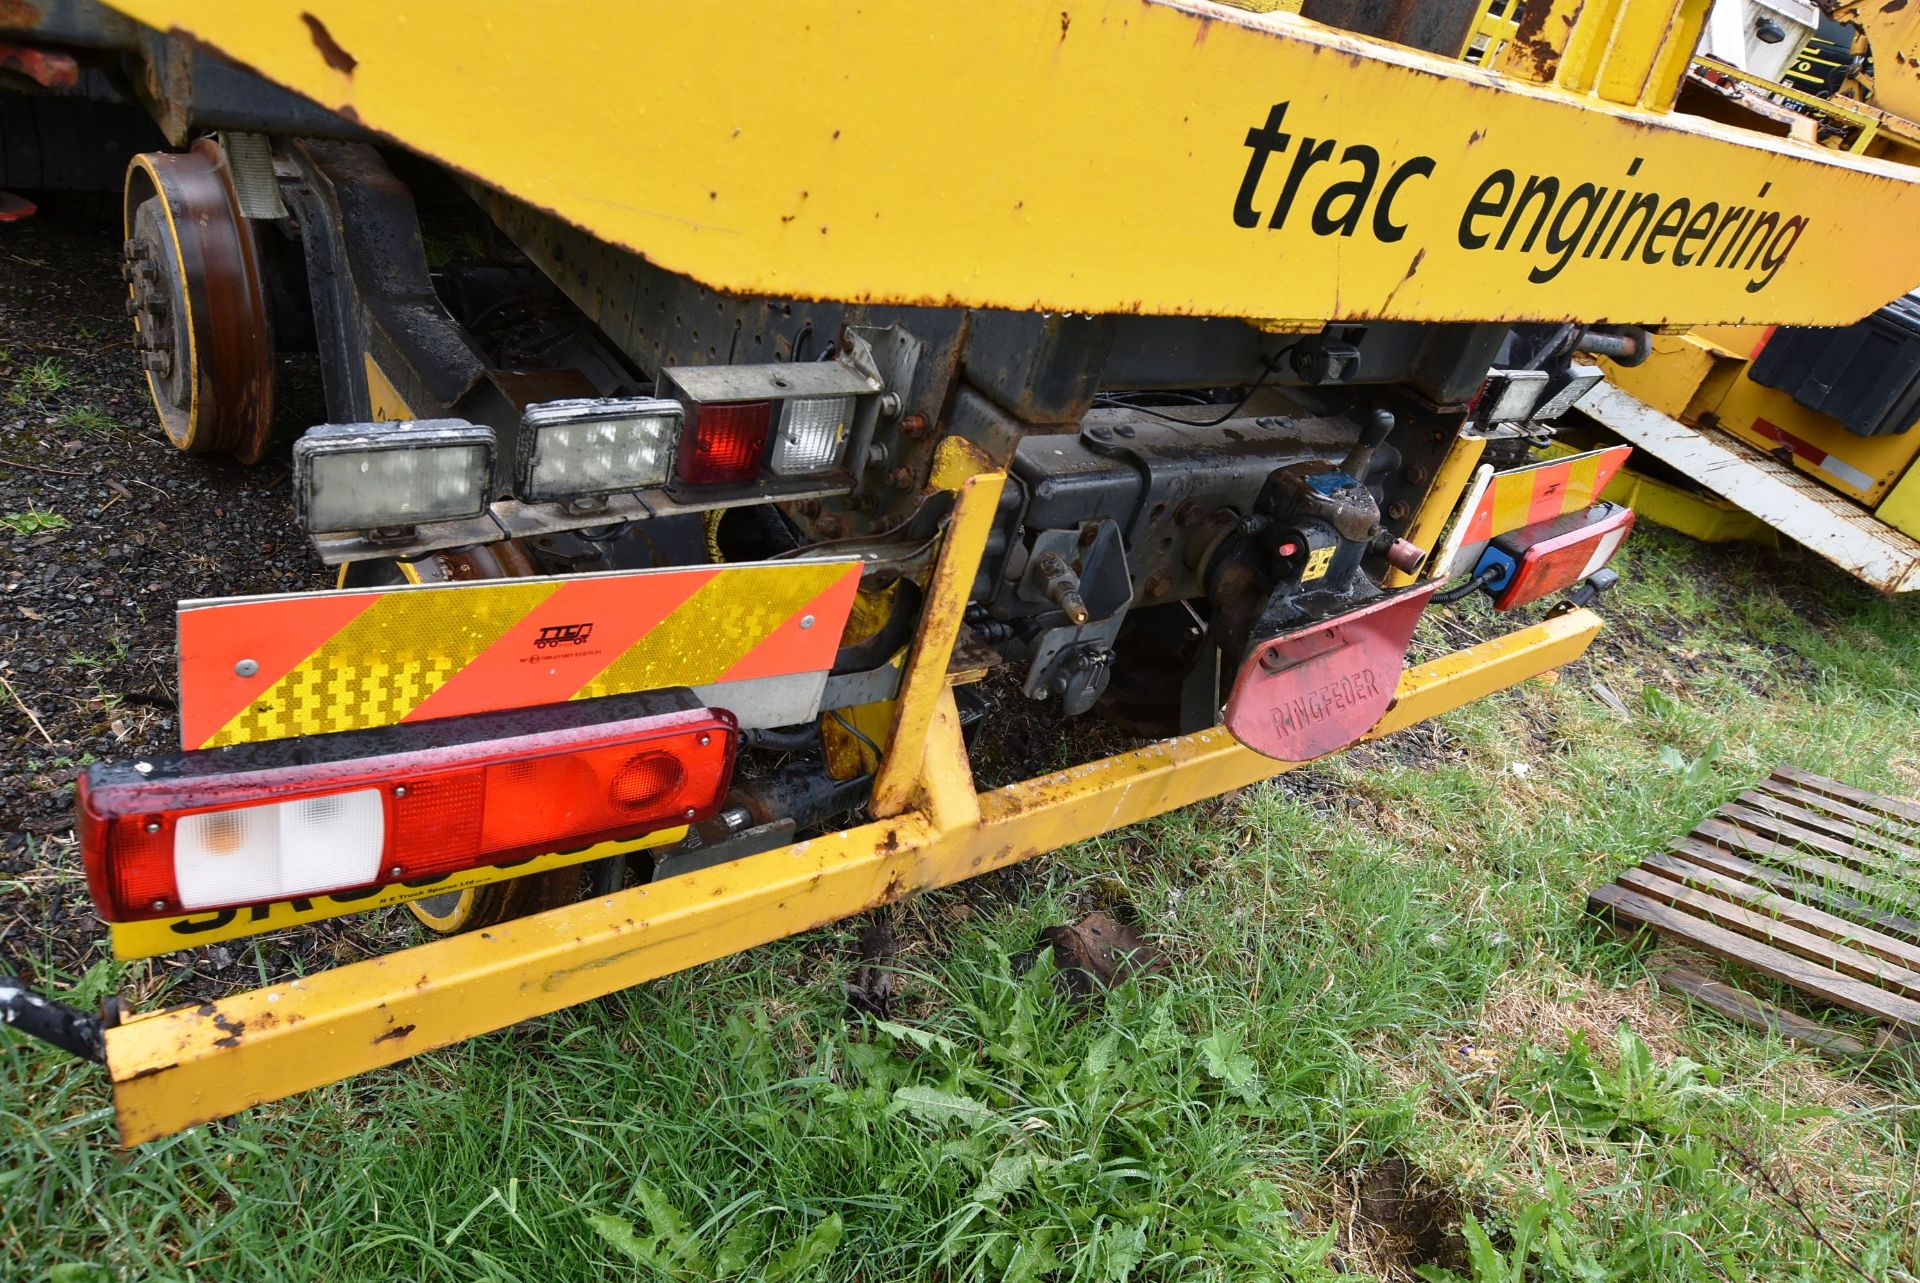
[1589,766,1920,1038]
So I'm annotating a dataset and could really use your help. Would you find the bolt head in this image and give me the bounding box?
[150,898,167,912]
[799,614,815,630]
[389,865,403,878]
[698,733,711,746]
[684,807,697,819]
[144,820,161,833]
[234,658,260,678]
[393,785,408,799]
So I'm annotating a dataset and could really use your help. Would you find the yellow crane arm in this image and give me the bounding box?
[102,2,1920,328]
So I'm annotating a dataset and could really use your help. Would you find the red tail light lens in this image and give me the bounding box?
[677,400,771,485]
[1477,503,1635,611]
[77,695,736,922]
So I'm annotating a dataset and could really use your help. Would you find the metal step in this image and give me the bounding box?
[1577,382,1920,593]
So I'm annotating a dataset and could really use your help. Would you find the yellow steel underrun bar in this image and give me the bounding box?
[101,0,1920,328]
[106,608,1601,1144]
[871,464,1007,819]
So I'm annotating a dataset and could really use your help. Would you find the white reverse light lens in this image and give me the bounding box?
[768,395,854,476]
[519,399,681,501]
[295,420,495,534]
[173,789,384,909]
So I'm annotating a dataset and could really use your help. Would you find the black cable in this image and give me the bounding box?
[1091,343,1299,428]
[1433,565,1501,605]
[829,709,885,762]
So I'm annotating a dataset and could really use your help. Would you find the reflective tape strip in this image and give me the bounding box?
[1461,446,1631,545]
[1751,416,1879,494]
[180,559,863,749]
[108,827,684,960]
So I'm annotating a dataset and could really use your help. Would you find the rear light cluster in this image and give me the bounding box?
[660,362,878,489]
[294,357,883,538]
[78,693,736,922]
[1472,502,1635,610]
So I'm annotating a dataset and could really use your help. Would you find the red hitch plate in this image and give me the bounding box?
[1223,583,1439,762]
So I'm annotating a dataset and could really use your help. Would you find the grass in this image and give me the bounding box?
[3,528,1920,1281]
[7,355,72,405]
[57,405,116,437]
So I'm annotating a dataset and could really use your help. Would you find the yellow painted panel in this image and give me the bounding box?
[363,354,414,420]
[103,0,1920,327]
[1605,335,1724,419]
[1707,376,1920,505]
[1876,456,1920,539]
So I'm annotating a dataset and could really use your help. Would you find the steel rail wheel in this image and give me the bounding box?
[122,139,275,463]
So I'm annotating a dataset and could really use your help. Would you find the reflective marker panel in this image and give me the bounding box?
[769,395,854,476]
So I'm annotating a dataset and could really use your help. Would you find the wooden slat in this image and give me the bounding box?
[1693,819,1920,907]
[1739,790,1920,864]
[1615,869,1920,1000]
[1722,801,1920,883]
[1771,765,1920,826]
[1669,838,1920,944]
[1657,966,1874,1062]
[1639,852,1920,973]
[1741,788,1920,861]
[1757,781,1920,853]
[1590,884,1920,1031]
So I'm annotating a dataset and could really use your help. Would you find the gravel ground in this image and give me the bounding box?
[0,199,344,1003]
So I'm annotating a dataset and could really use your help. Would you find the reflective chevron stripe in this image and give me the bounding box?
[178,559,863,749]
[1461,445,1631,546]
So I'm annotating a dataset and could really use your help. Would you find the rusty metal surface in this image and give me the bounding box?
[1298,0,1481,55]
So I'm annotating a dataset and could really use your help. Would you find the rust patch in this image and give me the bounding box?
[1885,0,1908,12]
[372,1023,416,1045]
[878,828,901,855]
[1503,0,1564,81]
[196,1002,247,1049]
[1060,9,1070,38]
[0,0,44,26]
[125,1062,177,1082]
[301,12,358,74]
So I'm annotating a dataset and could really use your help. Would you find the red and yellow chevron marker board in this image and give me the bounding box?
[178,559,863,749]
[1460,446,1632,546]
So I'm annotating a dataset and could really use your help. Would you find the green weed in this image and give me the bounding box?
[7,355,71,404]
[0,509,70,535]
[57,404,115,435]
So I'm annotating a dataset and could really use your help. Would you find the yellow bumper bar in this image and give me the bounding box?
[106,607,1600,1145]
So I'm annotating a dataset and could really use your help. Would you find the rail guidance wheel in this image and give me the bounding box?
[122,139,276,462]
